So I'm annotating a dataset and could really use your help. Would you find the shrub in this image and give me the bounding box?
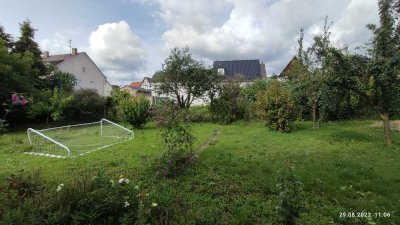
[276,163,304,225]
[120,95,151,129]
[189,105,211,122]
[153,102,195,178]
[64,89,106,121]
[27,88,74,125]
[256,80,296,132]
[210,79,247,124]
[0,171,162,225]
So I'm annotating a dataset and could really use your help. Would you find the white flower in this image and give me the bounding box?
[124,201,130,208]
[151,203,158,207]
[118,178,129,184]
[135,186,139,190]
[56,183,64,192]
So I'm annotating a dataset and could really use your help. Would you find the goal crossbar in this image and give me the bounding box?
[26,119,134,158]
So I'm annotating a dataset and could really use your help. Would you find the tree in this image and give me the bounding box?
[12,20,47,82]
[27,88,74,125]
[0,39,34,105]
[119,95,151,129]
[210,77,246,124]
[39,65,76,92]
[155,47,216,109]
[0,24,13,49]
[366,0,400,146]
[256,80,296,132]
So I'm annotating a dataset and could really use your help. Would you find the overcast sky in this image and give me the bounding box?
[0,0,379,85]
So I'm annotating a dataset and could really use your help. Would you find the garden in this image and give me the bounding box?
[1,1,400,224]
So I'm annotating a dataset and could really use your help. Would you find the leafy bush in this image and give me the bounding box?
[64,89,106,121]
[0,171,162,225]
[210,79,247,124]
[256,80,296,132]
[120,94,151,129]
[189,105,211,122]
[153,102,195,178]
[276,164,304,225]
[27,88,74,124]
[105,89,132,121]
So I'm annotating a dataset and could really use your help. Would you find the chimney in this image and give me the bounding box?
[71,48,78,55]
[42,51,49,58]
[260,61,267,77]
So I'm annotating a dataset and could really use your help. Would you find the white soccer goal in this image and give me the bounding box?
[26,119,134,158]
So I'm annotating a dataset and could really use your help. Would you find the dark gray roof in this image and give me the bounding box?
[213,59,265,80]
[132,86,151,93]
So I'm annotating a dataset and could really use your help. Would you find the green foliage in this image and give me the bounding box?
[210,78,247,124]
[189,105,212,122]
[155,46,218,108]
[0,39,34,106]
[65,89,106,121]
[12,20,46,80]
[38,65,76,92]
[256,80,296,132]
[0,24,13,49]
[153,102,195,178]
[0,171,162,225]
[105,89,132,121]
[276,164,304,225]
[366,0,400,145]
[27,88,74,124]
[120,94,151,129]
[240,79,269,103]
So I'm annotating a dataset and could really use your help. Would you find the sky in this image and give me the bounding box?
[0,0,379,85]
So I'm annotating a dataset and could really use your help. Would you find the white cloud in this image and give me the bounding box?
[86,20,148,84]
[88,20,147,71]
[40,33,71,54]
[331,0,379,48]
[136,0,379,74]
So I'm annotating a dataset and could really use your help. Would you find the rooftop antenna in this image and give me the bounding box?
[68,39,72,53]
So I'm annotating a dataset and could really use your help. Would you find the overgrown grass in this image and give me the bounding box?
[0,120,399,224]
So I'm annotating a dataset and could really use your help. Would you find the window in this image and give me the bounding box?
[82,67,86,72]
[90,80,95,83]
[218,68,225,75]
[75,79,81,88]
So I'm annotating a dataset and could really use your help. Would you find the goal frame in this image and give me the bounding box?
[26,119,134,158]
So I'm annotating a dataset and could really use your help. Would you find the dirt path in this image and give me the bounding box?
[190,129,220,161]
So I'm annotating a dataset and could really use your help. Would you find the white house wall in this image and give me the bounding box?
[57,53,109,96]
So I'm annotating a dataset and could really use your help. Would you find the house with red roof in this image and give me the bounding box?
[42,48,113,96]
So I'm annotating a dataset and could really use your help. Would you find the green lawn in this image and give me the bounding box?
[0,120,399,224]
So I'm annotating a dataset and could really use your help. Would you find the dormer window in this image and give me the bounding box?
[218,68,225,75]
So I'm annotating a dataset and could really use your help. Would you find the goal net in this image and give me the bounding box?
[26,119,134,158]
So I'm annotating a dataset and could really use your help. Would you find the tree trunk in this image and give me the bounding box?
[380,112,392,146]
[46,115,49,127]
[312,102,317,129]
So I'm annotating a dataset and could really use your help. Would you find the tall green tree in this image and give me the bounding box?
[154,47,216,109]
[0,40,34,105]
[0,24,13,49]
[12,20,46,82]
[366,0,400,146]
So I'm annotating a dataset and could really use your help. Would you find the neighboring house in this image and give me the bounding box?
[120,84,153,104]
[130,81,142,88]
[213,59,267,81]
[140,77,152,90]
[134,59,267,106]
[42,48,112,96]
[279,56,300,80]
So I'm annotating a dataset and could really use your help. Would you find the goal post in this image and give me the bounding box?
[26,119,133,158]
